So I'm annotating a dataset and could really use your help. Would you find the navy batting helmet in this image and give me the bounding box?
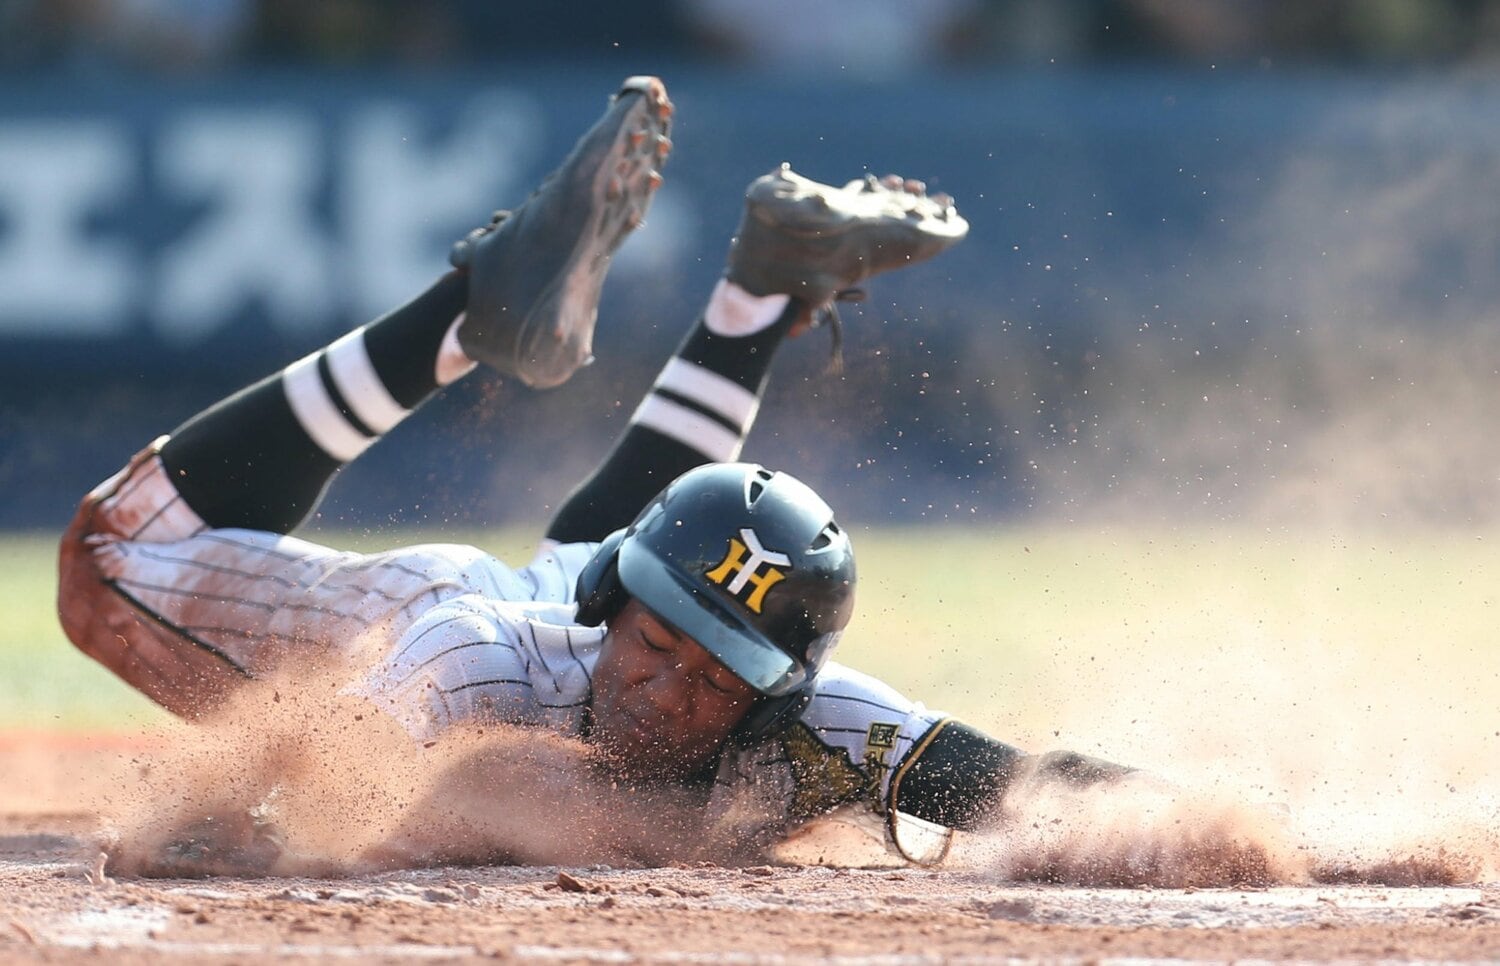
[574,463,855,739]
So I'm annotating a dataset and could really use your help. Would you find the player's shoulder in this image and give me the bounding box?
[516,540,601,605]
[431,591,589,633]
[393,591,580,653]
[806,661,922,716]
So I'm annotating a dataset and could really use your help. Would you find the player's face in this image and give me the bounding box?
[590,598,758,780]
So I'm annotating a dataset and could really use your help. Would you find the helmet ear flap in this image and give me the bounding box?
[574,528,629,626]
[733,687,813,743]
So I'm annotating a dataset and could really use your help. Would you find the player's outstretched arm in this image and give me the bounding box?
[891,720,1139,832]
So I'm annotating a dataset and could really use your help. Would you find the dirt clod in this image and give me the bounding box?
[556,871,595,893]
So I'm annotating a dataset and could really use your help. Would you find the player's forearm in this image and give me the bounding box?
[890,721,1138,831]
[889,720,1021,830]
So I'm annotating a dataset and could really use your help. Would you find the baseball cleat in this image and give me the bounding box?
[450,75,673,389]
[725,164,969,310]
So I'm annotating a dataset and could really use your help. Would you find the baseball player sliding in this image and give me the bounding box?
[58,76,1134,868]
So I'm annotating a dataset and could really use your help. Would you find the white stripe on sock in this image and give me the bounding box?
[653,357,760,429]
[435,315,478,386]
[631,395,744,462]
[283,354,374,463]
[325,327,411,434]
[704,278,791,336]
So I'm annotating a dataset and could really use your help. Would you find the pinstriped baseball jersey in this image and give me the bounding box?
[355,589,946,834]
[91,453,950,838]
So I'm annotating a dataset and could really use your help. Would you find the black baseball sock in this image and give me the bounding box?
[546,282,801,543]
[160,272,473,533]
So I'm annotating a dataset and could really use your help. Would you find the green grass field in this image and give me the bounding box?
[7,524,1500,779]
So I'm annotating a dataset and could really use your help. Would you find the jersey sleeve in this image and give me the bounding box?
[783,662,947,819]
[352,592,591,740]
[516,541,600,604]
[780,663,1028,841]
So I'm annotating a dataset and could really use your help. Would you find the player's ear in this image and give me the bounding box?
[574,528,628,625]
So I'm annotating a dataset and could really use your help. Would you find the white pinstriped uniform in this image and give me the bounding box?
[81,282,949,840]
[93,450,946,838]
[351,587,946,824]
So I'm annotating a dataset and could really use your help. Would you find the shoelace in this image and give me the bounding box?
[815,288,867,375]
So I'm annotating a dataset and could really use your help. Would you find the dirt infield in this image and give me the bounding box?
[6,741,1500,964]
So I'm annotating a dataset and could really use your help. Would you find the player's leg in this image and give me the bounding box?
[544,166,969,544]
[160,272,472,533]
[58,259,494,716]
[58,77,674,715]
[542,284,793,545]
[164,76,672,535]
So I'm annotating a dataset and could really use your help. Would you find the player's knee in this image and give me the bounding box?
[56,496,109,650]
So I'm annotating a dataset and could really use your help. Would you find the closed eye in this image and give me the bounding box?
[642,634,674,654]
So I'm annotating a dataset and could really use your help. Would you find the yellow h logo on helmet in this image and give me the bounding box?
[704,527,791,614]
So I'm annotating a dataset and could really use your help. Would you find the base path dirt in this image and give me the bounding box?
[5,815,1500,963]
[7,741,1500,963]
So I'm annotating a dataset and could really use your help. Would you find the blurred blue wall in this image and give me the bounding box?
[4,65,1499,531]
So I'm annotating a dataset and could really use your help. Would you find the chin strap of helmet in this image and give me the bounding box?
[732,688,814,743]
[573,528,628,626]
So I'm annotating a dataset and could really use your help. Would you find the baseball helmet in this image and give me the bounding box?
[574,463,856,740]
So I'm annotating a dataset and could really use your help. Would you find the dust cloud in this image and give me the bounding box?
[985,584,1500,887]
[98,664,758,879]
[953,774,1492,888]
[1008,97,1500,527]
[946,92,1500,887]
